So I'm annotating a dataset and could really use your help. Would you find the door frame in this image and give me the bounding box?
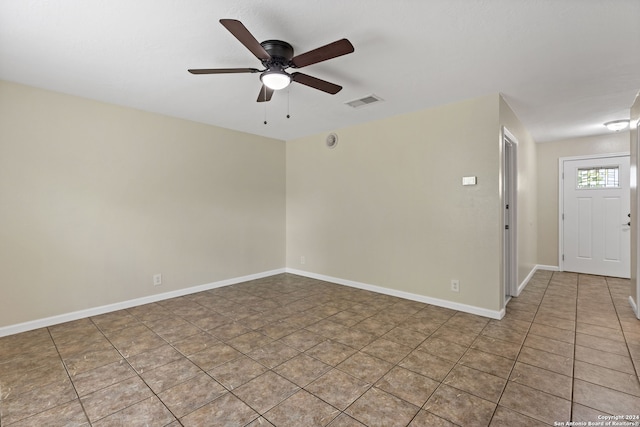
[634,118,640,318]
[502,127,518,301]
[558,152,630,273]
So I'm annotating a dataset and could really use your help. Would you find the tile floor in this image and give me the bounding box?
[1,271,640,426]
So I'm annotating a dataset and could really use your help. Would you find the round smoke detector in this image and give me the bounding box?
[326,132,338,149]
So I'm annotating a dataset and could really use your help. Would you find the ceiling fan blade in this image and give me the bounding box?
[291,72,342,94]
[188,68,260,74]
[290,38,354,68]
[257,85,274,102]
[219,19,271,61]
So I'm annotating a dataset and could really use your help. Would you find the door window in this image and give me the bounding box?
[576,166,619,189]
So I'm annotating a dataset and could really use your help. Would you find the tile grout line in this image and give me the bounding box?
[381,309,456,426]
[117,310,191,425]
[570,275,640,418]
[87,306,234,424]
[85,314,174,425]
[570,272,581,423]
[299,304,439,426]
[605,276,640,381]
[44,326,93,426]
[486,270,555,425]
[404,306,483,425]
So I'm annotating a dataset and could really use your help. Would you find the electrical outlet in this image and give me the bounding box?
[451,279,460,292]
[153,274,162,286]
[300,256,306,265]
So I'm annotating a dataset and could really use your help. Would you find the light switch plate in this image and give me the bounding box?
[462,176,477,186]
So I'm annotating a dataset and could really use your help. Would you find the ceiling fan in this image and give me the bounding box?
[188,19,355,102]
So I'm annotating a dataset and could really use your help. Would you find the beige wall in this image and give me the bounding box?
[286,94,513,313]
[1,82,538,327]
[0,81,286,328]
[536,132,630,267]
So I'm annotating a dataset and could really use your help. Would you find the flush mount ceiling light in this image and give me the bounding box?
[260,68,291,90]
[604,119,630,131]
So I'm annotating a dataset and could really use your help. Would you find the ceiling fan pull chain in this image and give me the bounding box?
[287,89,291,119]
[264,87,268,124]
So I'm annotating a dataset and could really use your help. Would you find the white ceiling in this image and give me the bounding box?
[1,0,639,142]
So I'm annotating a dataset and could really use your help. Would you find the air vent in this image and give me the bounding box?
[345,94,383,108]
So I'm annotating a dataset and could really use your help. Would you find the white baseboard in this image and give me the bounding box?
[516,264,559,295]
[4,265,560,337]
[517,267,536,296]
[629,296,639,319]
[286,268,505,320]
[536,264,560,271]
[0,268,285,338]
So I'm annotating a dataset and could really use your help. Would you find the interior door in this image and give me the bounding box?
[562,155,630,278]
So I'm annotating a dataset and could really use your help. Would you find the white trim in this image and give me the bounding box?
[558,152,630,162]
[501,126,518,301]
[286,268,505,320]
[558,152,630,272]
[629,296,639,318]
[0,268,285,337]
[517,266,536,296]
[535,264,560,271]
[4,265,568,338]
[515,264,559,295]
[636,119,640,320]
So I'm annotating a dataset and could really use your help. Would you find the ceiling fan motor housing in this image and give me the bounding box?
[260,40,294,68]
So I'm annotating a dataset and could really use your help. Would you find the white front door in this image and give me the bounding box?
[562,155,630,278]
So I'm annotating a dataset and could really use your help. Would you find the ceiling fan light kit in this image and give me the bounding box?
[604,119,630,131]
[188,19,354,102]
[260,69,291,90]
